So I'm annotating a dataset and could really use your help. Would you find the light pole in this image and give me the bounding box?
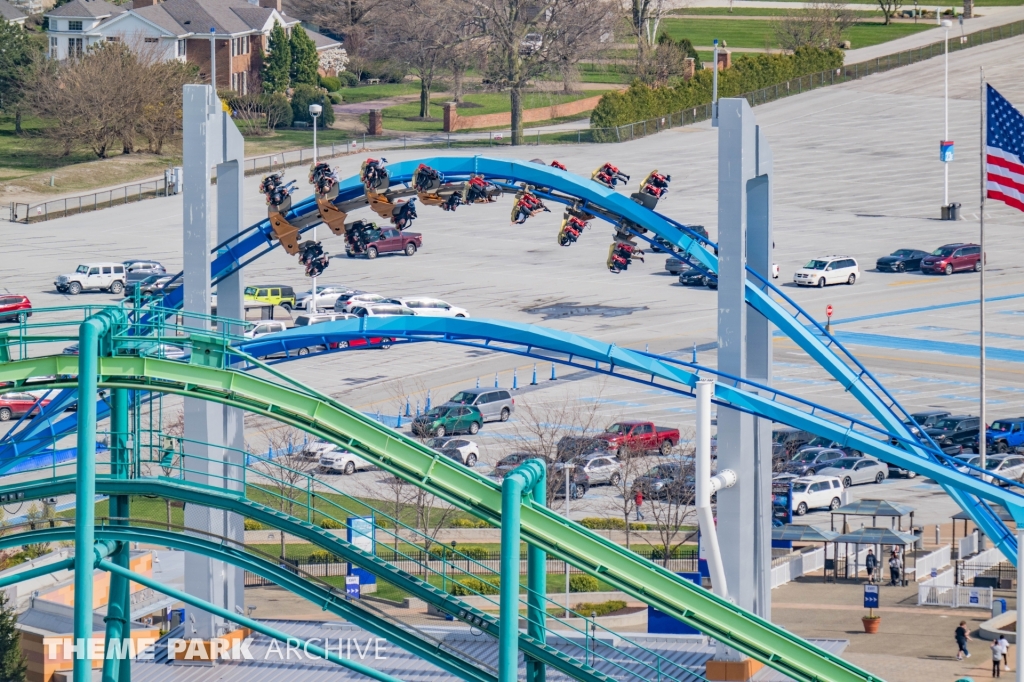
[564,463,573,616]
[942,19,952,214]
[308,102,322,312]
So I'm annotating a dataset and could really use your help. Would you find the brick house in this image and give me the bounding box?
[45,0,339,93]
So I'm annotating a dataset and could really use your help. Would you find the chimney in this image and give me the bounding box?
[131,0,159,7]
[258,0,281,11]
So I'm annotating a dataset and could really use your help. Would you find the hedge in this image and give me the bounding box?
[450,577,500,596]
[590,47,844,131]
[569,574,600,593]
[573,600,628,617]
[578,517,648,531]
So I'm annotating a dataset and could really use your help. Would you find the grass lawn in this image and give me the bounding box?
[336,82,421,104]
[321,572,620,604]
[379,91,614,132]
[669,6,882,16]
[242,127,351,157]
[660,16,934,49]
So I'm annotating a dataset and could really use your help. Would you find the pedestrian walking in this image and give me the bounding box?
[865,549,878,584]
[991,640,1002,677]
[955,621,972,660]
[634,490,645,521]
[997,634,1010,671]
[888,552,902,586]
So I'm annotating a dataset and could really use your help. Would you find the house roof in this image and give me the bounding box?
[47,0,122,18]
[301,24,339,51]
[146,0,296,35]
[0,0,27,22]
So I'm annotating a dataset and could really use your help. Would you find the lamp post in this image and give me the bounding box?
[308,103,322,312]
[942,19,952,215]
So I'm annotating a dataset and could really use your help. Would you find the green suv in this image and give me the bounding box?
[411,405,483,438]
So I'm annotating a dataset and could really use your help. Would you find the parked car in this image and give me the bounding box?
[678,269,717,289]
[123,259,166,277]
[293,312,356,327]
[493,452,549,479]
[792,256,859,288]
[789,475,845,515]
[816,457,889,487]
[784,447,846,476]
[665,258,688,275]
[350,303,416,318]
[244,320,288,339]
[335,336,394,350]
[920,243,982,275]
[953,453,981,474]
[295,285,350,311]
[875,249,929,272]
[925,415,980,454]
[654,226,709,254]
[904,410,952,433]
[346,228,422,259]
[596,421,679,456]
[245,285,297,312]
[445,388,515,423]
[0,295,31,322]
[773,427,815,456]
[978,454,1024,485]
[55,263,127,295]
[138,275,183,298]
[426,437,479,467]
[984,418,1024,453]
[551,468,590,499]
[387,297,469,318]
[124,274,164,299]
[339,294,389,312]
[0,392,52,421]
[333,290,371,311]
[555,436,612,462]
[796,437,862,458]
[569,453,622,486]
[633,462,693,501]
[301,439,337,460]
[410,405,483,437]
[317,446,373,475]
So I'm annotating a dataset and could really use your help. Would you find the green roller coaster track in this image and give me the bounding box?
[0,351,882,682]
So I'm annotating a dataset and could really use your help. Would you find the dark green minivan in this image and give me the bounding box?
[411,405,483,438]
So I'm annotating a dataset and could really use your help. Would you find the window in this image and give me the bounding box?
[177,39,186,58]
[68,20,83,31]
[144,37,158,43]
[964,246,980,256]
[101,267,111,274]
[106,36,120,42]
[832,480,842,488]
[113,266,124,273]
[634,424,652,435]
[50,36,58,58]
[68,37,83,58]
[88,268,99,275]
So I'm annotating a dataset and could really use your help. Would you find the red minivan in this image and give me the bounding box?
[920,243,982,275]
[0,295,31,322]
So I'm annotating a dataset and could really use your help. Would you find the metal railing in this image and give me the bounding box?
[7,178,173,224]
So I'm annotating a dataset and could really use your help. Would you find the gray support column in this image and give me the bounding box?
[216,109,246,616]
[716,98,773,638]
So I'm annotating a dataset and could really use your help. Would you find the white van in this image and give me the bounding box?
[790,475,845,515]
[793,256,860,288]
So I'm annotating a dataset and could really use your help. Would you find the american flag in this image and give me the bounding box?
[987,85,1024,212]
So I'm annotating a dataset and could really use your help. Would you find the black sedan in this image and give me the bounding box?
[678,269,718,289]
[876,249,929,273]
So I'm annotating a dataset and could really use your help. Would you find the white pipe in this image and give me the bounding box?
[1017,528,1022,674]
[696,380,735,599]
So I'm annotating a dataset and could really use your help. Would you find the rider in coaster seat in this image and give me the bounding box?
[641,170,671,198]
[412,164,443,193]
[592,163,629,189]
[463,175,498,204]
[260,173,296,208]
[557,214,588,246]
[390,199,418,230]
[299,240,329,277]
[360,158,388,190]
[550,160,568,171]
[511,188,550,224]
[310,162,339,196]
[607,239,644,274]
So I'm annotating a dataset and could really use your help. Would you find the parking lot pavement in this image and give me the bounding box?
[4,38,1024,521]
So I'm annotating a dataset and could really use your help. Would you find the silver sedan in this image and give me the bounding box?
[817,457,889,487]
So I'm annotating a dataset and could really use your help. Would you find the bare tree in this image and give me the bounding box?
[609,452,652,550]
[474,0,616,144]
[876,0,902,24]
[286,0,386,50]
[774,1,857,49]
[249,426,318,559]
[620,0,668,75]
[635,429,696,568]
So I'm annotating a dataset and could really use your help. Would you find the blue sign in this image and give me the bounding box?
[940,140,955,162]
[649,573,703,634]
[863,584,879,609]
[345,575,361,599]
[969,589,980,605]
[346,516,377,586]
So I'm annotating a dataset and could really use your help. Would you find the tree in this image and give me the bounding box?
[635,429,696,568]
[261,22,291,93]
[249,426,318,560]
[876,0,902,24]
[0,18,40,134]
[475,0,616,145]
[290,83,335,125]
[774,2,856,49]
[0,591,26,682]
[290,27,320,86]
[286,0,386,50]
[621,0,667,76]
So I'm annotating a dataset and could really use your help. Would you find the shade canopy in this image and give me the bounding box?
[772,524,839,543]
[832,499,914,517]
[832,527,917,545]
[952,507,1015,522]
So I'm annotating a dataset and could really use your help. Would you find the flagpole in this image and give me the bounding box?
[979,67,987,475]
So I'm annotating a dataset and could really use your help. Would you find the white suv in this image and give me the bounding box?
[793,256,859,288]
[316,444,372,475]
[388,298,470,318]
[55,263,127,295]
[789,475,845,515]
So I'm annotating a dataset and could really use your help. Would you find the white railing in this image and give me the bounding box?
[960,547,1005,584]
[771,547,826,589]
[915,545,952,582]
[801,547,825,574]
[958,531,979,559]
[919,584,993,608]
[921,567,955,588]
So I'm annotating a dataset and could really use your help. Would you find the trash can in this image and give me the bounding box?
[912,526,924,550]
[943,202,961,220]
[992,598,1007,618]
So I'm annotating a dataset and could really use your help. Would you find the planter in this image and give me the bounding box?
[862,616,881,634]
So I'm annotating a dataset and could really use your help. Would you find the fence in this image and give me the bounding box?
[771,547,825,588]
[958,531,979,559]
[6,178,172,224]
[914,545,952,581]
[957,547,1007,585]
[918,583,993,609]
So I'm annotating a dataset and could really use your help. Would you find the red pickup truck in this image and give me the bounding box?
[597,421,679,456]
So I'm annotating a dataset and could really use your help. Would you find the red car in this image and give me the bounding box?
[347,229,423,259]
[0,295,31,322]
[596,421,680,456]
[330,338,394,350]
[920,243,982,275]
[0,392,51,421]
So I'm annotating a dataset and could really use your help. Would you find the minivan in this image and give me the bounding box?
[445,387,515,423]
[920,243,982,275]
